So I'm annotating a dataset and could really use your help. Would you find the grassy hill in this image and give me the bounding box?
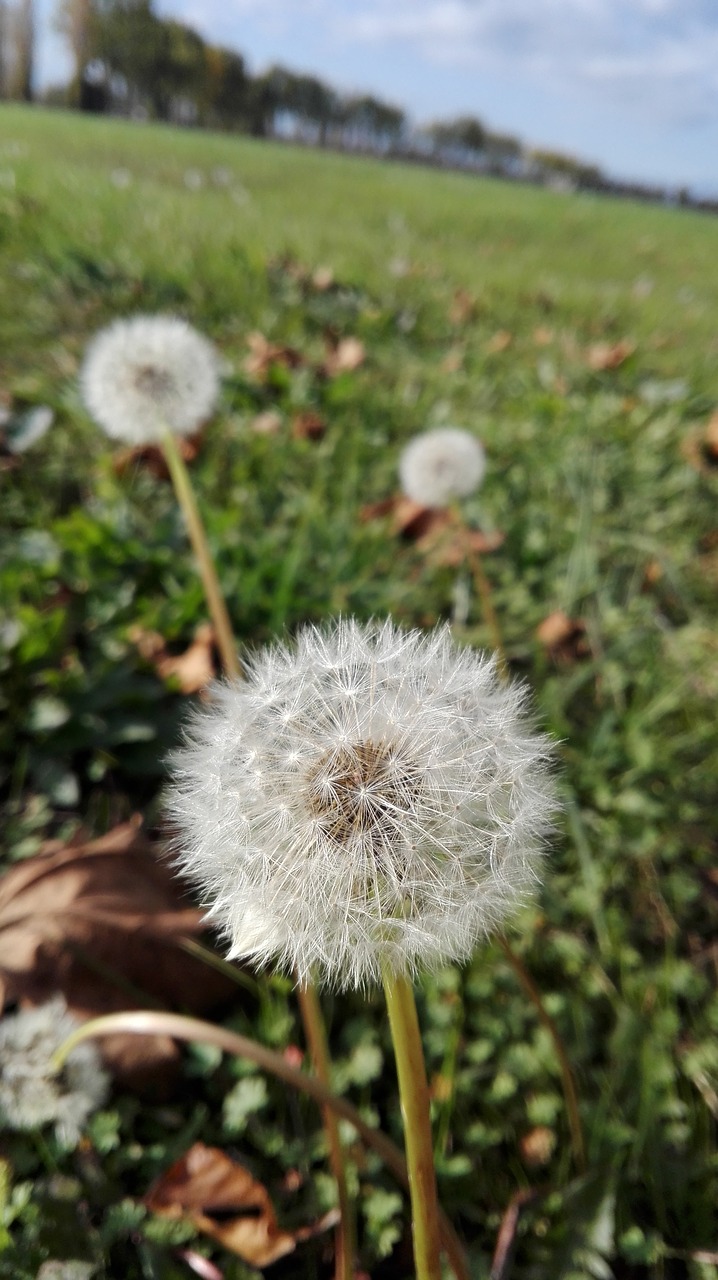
[0,105,717,1279]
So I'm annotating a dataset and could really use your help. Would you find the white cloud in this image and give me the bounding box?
[337,0,718,126]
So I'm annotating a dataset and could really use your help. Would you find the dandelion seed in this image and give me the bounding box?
[399,427,486,508]
[0,998,109,1147]
[80,315,220,445]
[167,619,556,990]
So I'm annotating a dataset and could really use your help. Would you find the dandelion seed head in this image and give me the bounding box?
[0,998,109,1147]
[399,427,486,508]
[80,314,220,444]
[167,620,556,990]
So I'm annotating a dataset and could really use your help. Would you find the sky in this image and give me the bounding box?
[36,0,718,195]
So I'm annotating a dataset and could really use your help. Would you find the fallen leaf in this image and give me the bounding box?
[642,559,663,589]
[321,336,365,378]
[250,410,283,436]
[681,414,718,474]
[311,265,334,292]
[485,330,513,355]
[0,819,233,1085]
[519,1127,556,1167]
[130,623,216,694]
[536,610,590,665]
[425,526,505,568]
[144,1143,336,1267]
[449,289,476,326]
[533,326,554,346]
[359,496,399,524]
[244,332,304,381]
[441,346,465,374]
[585,339,636,370]
[112,435,201,480]
[292,411,326,441]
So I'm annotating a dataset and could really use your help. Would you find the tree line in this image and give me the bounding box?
[2,0,713,211]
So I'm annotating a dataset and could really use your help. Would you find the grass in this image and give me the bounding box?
[0,103,717,1279]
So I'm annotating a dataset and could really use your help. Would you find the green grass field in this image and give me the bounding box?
[0,104,717,1280]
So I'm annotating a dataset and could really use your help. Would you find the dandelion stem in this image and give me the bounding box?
[52,1010,469,1280]
[455,513,507,678]
[497,935,586,1172]
[160,429,354,1270]
[297,982,356,1280]
[383,972,443,1280]
[160,427,241,681]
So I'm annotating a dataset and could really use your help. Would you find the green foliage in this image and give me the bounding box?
[0,105,716,1278]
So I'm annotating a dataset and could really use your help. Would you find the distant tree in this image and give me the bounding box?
[292,73,339,143]
[342,94,405,151]
[427,115,486,156]
[202,44,247,129]
[87,0,207,120]
[528,147,603,189]
[0,1,7,97]
[6,0,34,100]
[244,70,281,136]
[54,0,94,101]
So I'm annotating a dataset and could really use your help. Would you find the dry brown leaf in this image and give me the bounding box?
[0,819,232,1085]
[292,411,326,441]
[112,435,201,480]
[449,289,477,326]
[130,624,216,694]
[533,326,554,346]
[441,346,465,374]
[485,329,513,355]
[519,1127,556,1167]
[321,336,365,378]
[250,410,283,436]
[360,495,454,543]
[311,265,334,292]
[244,332,304,381]
[144,1143,336,1267]
[585,339,636,370]
[425,526,505,568]
[681,415,718,475]
[536,610,591,665]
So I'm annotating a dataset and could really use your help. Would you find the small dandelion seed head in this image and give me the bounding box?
[0,997,109,1147]
[166,619,557,990]
[80,314,220,445]
[399,427,486,508]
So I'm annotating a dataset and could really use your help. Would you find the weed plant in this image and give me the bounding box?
[0,105,716,1279]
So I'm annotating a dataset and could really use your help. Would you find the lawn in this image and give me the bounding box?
[0,103,717,1279]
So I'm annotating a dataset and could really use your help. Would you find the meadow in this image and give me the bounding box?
[0,103,717,1279]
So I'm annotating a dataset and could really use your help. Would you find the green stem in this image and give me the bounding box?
[53,1010,469,1280]
[160,427,241,681]
[297,983,355,1280]
[497,936,586,1172]
[160,428,354,1269]
[383,972,443,1280]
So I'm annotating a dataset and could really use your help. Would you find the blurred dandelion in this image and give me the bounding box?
[0,998,109,1147]
[167,618,555,991]
[110,167,132,189]
[399,427,486,509]
[80,314,220,445]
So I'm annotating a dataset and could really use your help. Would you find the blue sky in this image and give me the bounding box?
[37,0,718,194]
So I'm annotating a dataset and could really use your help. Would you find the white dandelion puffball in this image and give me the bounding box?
[0,997,109,1146]
[80,314,220,444]
[399,427,486,508]
[167,619,556,990]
